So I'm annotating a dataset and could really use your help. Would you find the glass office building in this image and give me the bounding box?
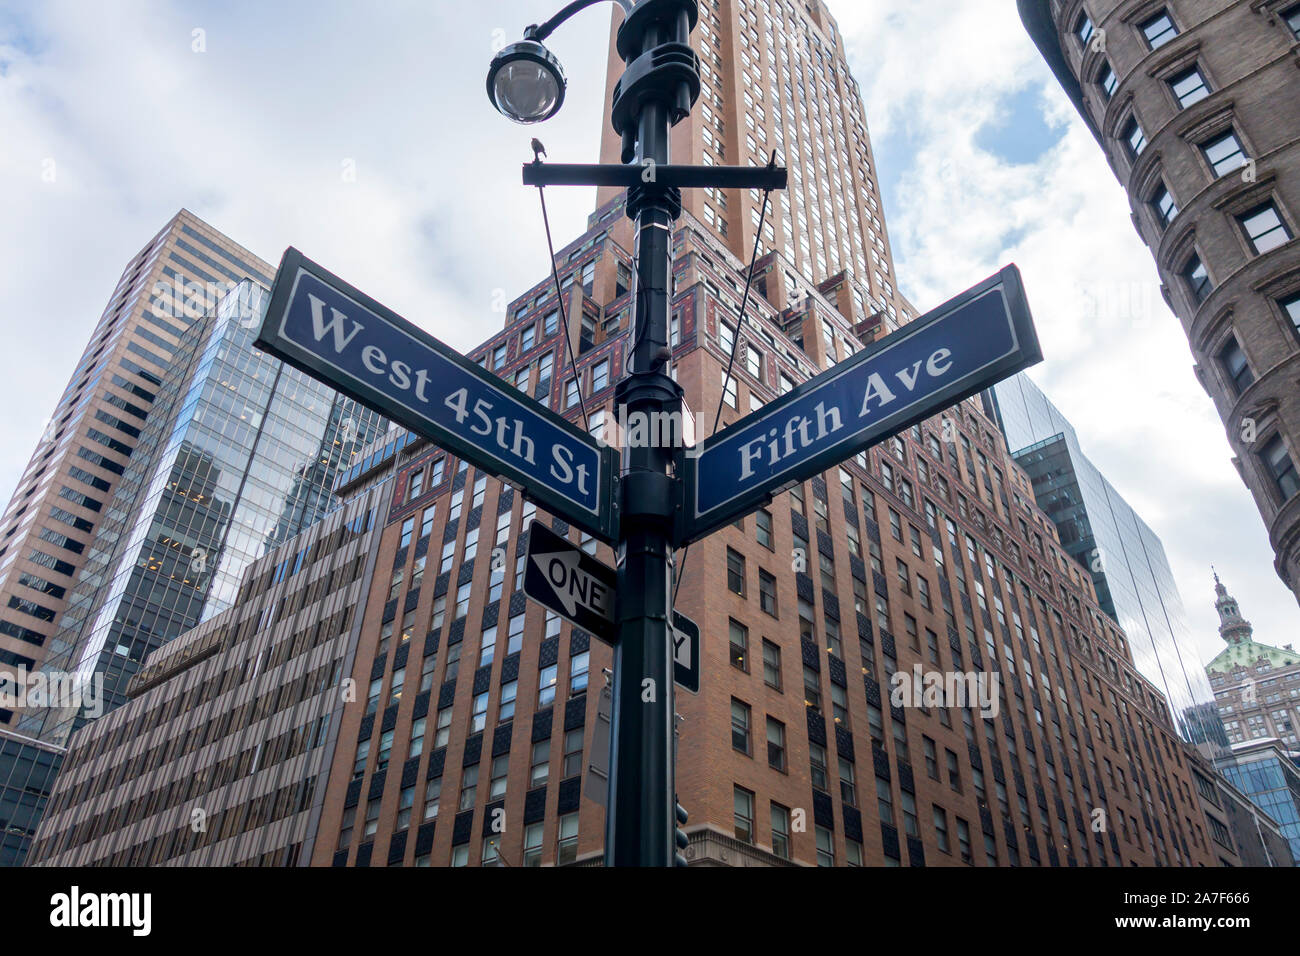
[987,375,1225,750]
[1217,740,1300,866]
[25,281,388,746]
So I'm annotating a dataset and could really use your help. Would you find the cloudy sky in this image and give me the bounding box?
[1,0,1294,667]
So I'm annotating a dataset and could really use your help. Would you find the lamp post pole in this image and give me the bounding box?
[491,0,766,866]
[605,0,695,868]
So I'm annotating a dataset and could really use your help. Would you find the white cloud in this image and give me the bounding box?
[828,0,1300,665]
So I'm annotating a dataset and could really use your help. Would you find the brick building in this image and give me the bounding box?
[1019,0,1300,606]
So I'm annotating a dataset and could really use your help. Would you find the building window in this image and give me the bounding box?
[1281,291,1300,339]
[523,822,544,867]
[570,651,589,694]
[529,739,550,787]
[1169,66,1209,108]
[731,698,752,755]
[459,764,478,810]
[767,717,787,771]
[1152,182,1178,226]
[1262,435,1300,501]
[729,618,749,671]
[1218,337,1255,396]
[434,706,452,749]
[1239,202,1292,255]
[726,548,746,595]
[722,370,738,408]
[734,786,755,843]
[471,691,489,733]
[1098,61,1118,99]
[815,826,834,867]
[499,679,518,722]
[876,775,894,826]
[758,569,778,617]
[771,803,791,860]
[934,806,950,853]
[538,663,558,707]
[923,736,940,779]
[1201,130,1246,177]
[556,812,579,864]
[956,817,973,864]
[1076,11,1094,46]
[409,716,427,759]
[592,359,610,391]
[756,508,773,549]
[1140,10,1178,49]
[489,755,509,799]
[1121,116,1146,159]
[423,777,440,821]
[719,321,736,356]
[1183,254,1211,304]
[839,757,857,807]
[804,665,822,713]
[762,639,782,690]
[1284,4,1300,39]
[810,743,829,792]
[563,727,584,778]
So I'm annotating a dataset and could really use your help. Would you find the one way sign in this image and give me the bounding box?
[523,521,617,644]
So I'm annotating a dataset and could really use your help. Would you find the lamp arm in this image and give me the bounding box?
[528,0,634,42]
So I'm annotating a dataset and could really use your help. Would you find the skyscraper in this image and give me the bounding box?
[29,0,1227,868]
[24,278,386,744]
[0,210,272,731]
[1206,572,1300,748]
[0,213,388,865]
[987,374,1223,749]
[1,210,278,866]
[1018,0,1300,607]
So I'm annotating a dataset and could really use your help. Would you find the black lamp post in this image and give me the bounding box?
[489,0,783,867]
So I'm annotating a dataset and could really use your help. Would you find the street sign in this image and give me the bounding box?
[255,248,619,543]
[523,521,617,644]
[681,265,1041,544]
[672,611,699,694]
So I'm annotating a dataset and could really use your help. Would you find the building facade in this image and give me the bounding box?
[1019,0,1300,606]
[24,278,386,745]
[1216,738,1300,866]
[0,211,277,866]
[1186,747,1293,865]
[26,0,1234,868]
[1206,572,1300,747]
[0,215,388,866]
[988,374,1223,749]
[27,481,392,866]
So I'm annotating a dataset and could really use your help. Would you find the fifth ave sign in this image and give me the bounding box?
[682,266,1041,543]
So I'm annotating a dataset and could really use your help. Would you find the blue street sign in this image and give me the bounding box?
[256,248,619,542]
[682,265,1041,544]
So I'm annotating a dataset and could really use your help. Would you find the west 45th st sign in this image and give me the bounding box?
[256,249,619,543]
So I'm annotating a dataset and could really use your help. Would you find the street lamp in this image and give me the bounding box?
[486,0,634,125]
[485,39,566,125]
